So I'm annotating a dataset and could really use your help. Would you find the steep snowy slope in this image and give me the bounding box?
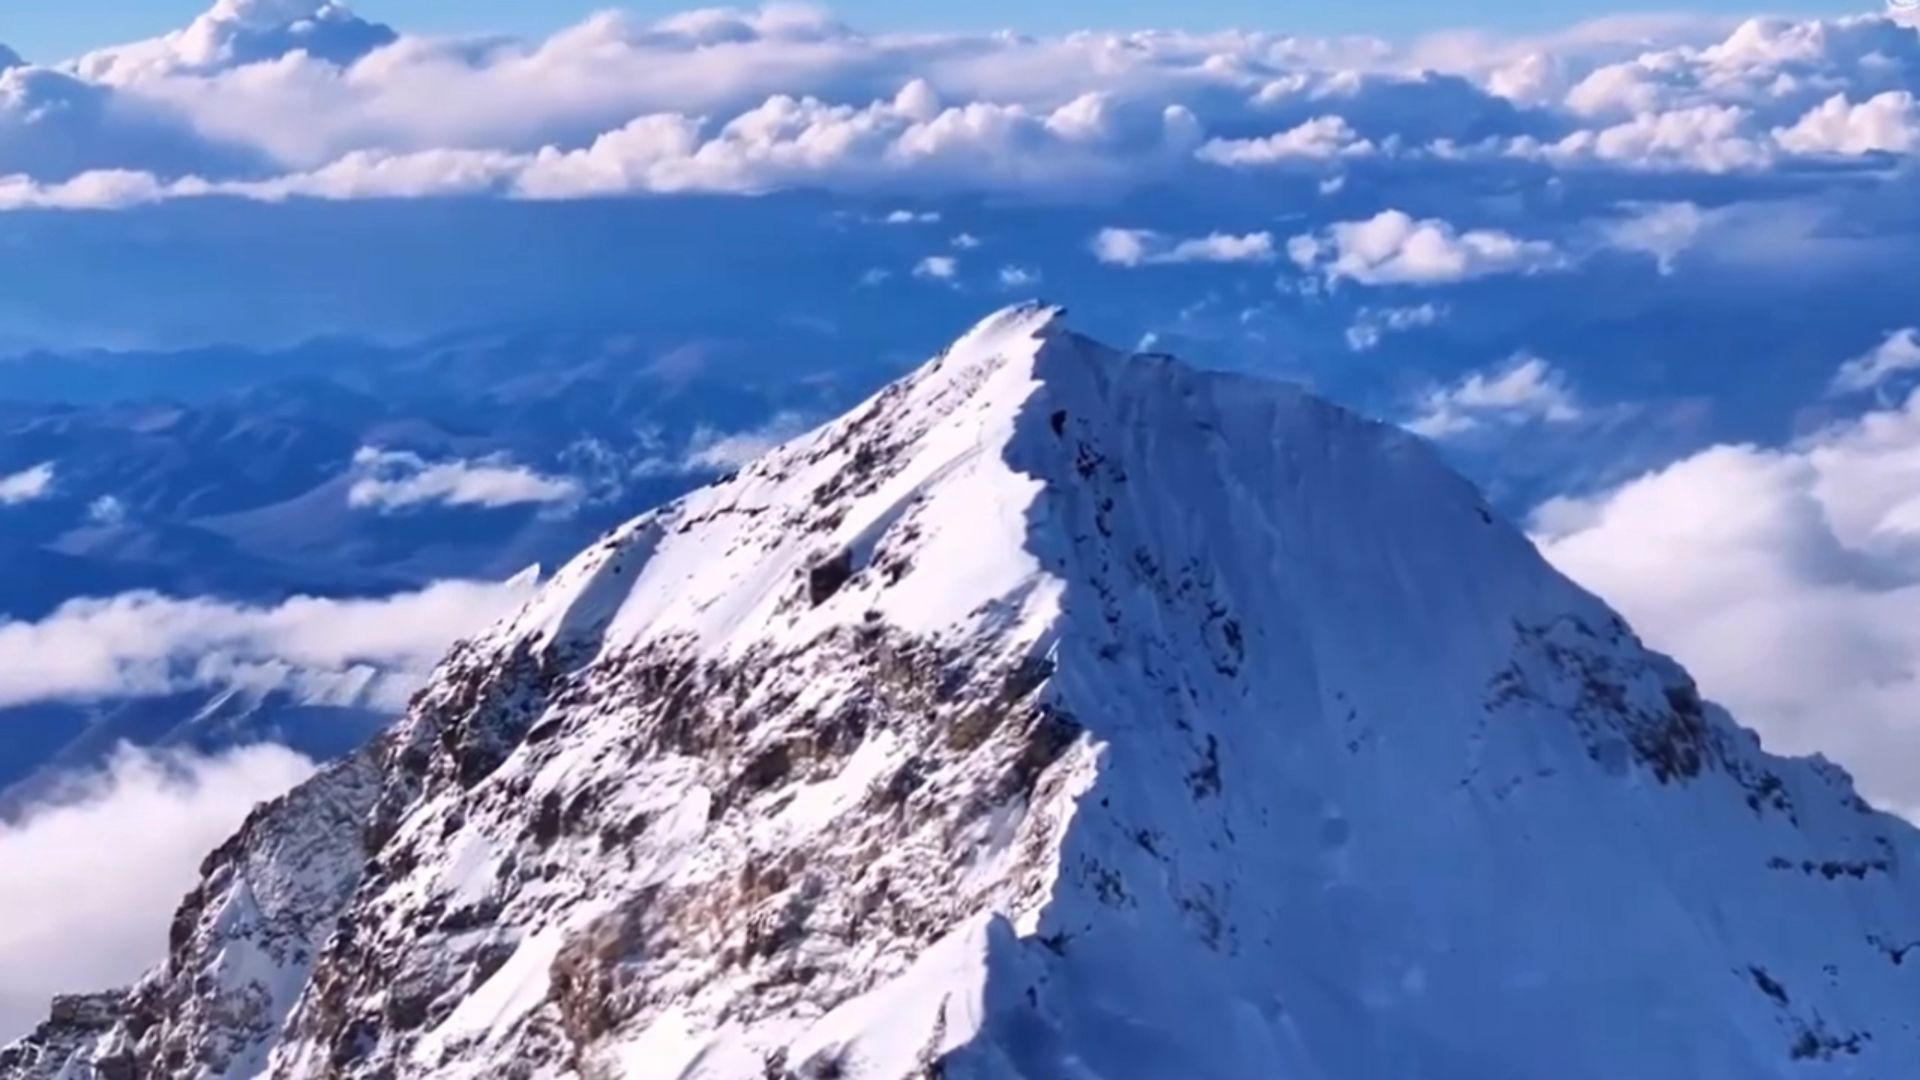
[9,304,1920,1079]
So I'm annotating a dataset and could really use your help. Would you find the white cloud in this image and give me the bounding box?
[86,495,128,526]
[622,413,819,478]
[1560,15,1920,127]
[0,170,183,210]
[1345,302,1444,351]
[2,7,1917,206]
[1832,328,1920,396]
[1596,200,1708,274]
[1196,115,1376,165]
[5,81,1206,205]
[884,209,940,224]
[998,264,1041,289]
[1407,353,1583,438]
[912,254,958,281]
[1517,105,1776,173]
[0,745,317,1040]
[950,231,981,249]
[1289,209,1562,286]
[0,462,54,505]
[57,0,1734,190]
[680,412,812,472]
[73,0,395,82]
[347,446,580,512]
[1091,227,1276,267]
[510,88,1205,199]
[1534,388,1920,817]
[0,575,537,712]
[1775,91,1920,156]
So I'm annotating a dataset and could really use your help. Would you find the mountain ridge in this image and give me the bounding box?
[8,304,1920,1079]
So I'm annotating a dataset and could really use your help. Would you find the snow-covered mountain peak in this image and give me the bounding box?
[486,298,1472,673]
[484,300,1075,663]
[9,308,1920,1079]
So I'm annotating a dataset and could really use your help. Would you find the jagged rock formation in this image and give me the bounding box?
[9,304,1920,1079]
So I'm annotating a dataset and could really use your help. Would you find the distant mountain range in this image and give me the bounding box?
[0,325,907,608]
[0,325,901,813]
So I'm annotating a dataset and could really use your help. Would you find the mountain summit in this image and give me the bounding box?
[8,305,1920,1078]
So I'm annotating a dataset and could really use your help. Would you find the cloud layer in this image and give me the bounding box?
[1536,386,1920,817]
[0,575,537,712]
[347,447,581,513]
[2,5,1919,205]
[0,745,316,1040]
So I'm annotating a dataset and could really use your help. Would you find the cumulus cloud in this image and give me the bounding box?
[1516,104,1776,172]
[347,447,580,512]
[1514,14,1920,171]
[912,255,958,281]
[1594,200,1710,275]
[56,11,1265,176]
[24,79,1204,203]
[998,265,1041,289]
[1091,227,1276,267]
[515,85,1206,198]
[0,63,263,184]
[1407,353,1584,438]
[0,575,537,712]
[74,0,396,82]
[1345,302,1444,351]
[86,495,128,526]
[1195,115,1375,165]
[0,744,316,1039]
[1561,15,1920,127]
[1775,91,1920,156]
[1831,328,1920,396]
[1534,387,1920,817]
[0,6,1915,206]
[1289,209,1562,286]
[0,462,54,505]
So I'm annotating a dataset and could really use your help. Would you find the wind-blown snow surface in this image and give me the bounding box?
[9,305,1920,1078]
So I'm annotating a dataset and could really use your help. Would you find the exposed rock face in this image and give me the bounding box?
[10,304,1920,1079]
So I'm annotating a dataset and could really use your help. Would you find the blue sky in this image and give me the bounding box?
[3,0,1872,60]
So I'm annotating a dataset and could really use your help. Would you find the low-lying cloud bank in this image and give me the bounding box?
[1535,379,1920,818]
[0,744,317,1040]
[2,4,1920,205]
[348,447,581,513]
[0,574,539,713]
